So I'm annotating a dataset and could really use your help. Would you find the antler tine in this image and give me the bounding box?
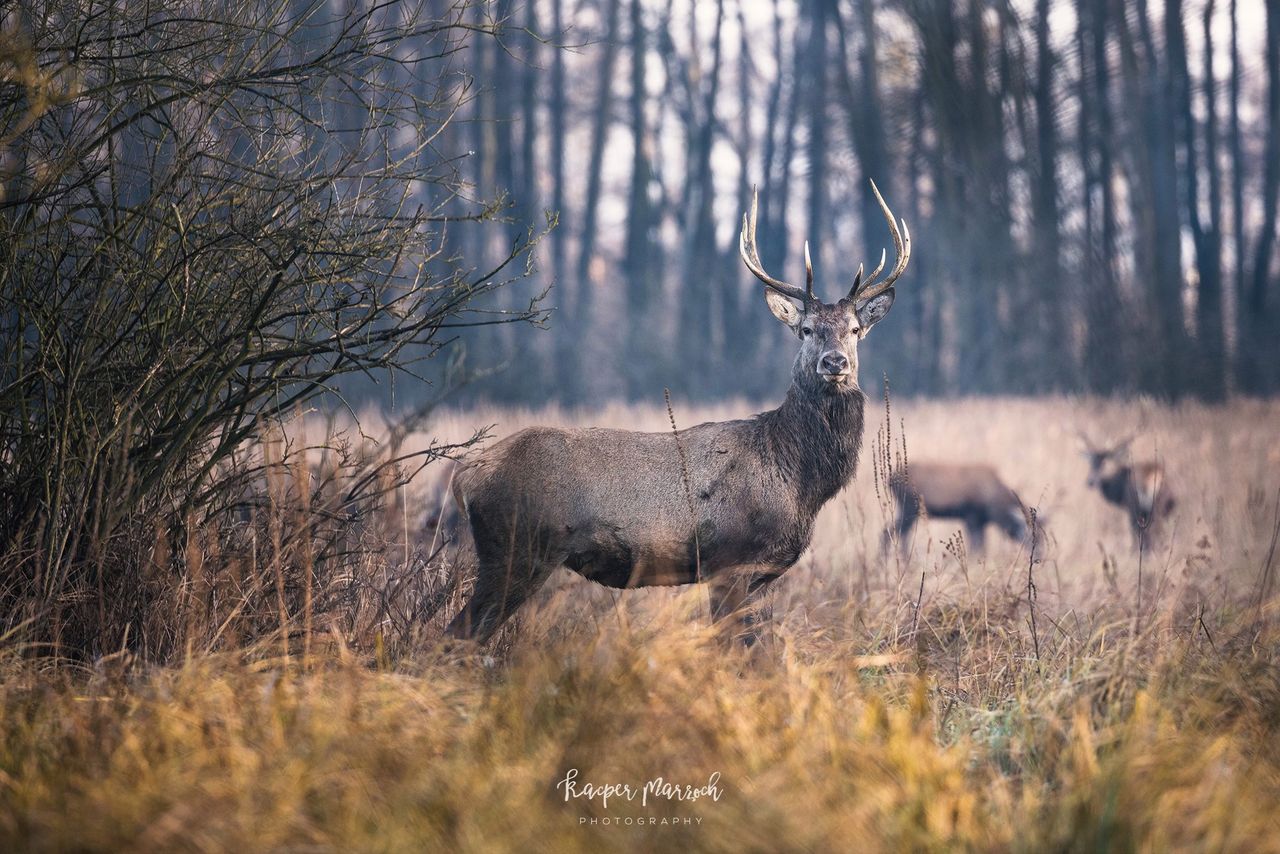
[803,241,815,301]
[739,187,810,303]
[853,180,912,303]
[848,249,885,300]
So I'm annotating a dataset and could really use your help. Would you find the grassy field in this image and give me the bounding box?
[2,395,1279,851]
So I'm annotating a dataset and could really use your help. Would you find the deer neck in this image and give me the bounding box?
[761,384,866,513]
[1100,468,1131,505]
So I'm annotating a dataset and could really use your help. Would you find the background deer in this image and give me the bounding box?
[442,183,910,645]
[885,462,1044,552]
[1079,434,1176,546]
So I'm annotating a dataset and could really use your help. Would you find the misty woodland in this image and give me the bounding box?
[1,1,1279,851]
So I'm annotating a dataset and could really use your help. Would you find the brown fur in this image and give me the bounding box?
[443,289,901,645]
[1083,441,1176,546]
[886,462,1042,551]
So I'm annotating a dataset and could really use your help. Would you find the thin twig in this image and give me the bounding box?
[1197,603,1217,652]
[1026,507,1041,673]
[911,570,925,637]
[1254,488,1280,621]
[1136,515,1147,635]
[665,389,700,579]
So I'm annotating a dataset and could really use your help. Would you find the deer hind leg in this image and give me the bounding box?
[444,510,559,645]
[444,553,560,645]
[964,514,987,552]
[997,509,1031,546]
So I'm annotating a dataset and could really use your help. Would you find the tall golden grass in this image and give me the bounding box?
[2,395,1279,851]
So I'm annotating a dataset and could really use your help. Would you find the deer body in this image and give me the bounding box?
[443,182,911,644]
[454,391,861,603]
[1094,459,1174,543]
[887,462,1037,551]
[1081,436,1175,546]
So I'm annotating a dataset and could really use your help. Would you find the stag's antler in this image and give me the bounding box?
[742,181,909,305]
[740,188,812,303]
[1111,435,1135,454]
[850,179,911,303]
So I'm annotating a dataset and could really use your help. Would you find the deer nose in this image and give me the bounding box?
[819,351,849,376]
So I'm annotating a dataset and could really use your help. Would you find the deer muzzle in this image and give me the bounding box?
[818,351,851,382]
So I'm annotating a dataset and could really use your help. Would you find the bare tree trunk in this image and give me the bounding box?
[1168,0,1213,395]
[727,0,757,385]
[1196,0,1226,396]
[1092,0,1118,345]
[805,0,829,276]
[1079,0,1096,295]
[986,0,1020,391]
[1230,0,1246,386]
[574,0,623,399]
[835,0,892,274]
[756,0,787,245]
[1246,0,1280,392]
[467,4,490,269]
[762,2,803,387]
[1078,0,1125,392]
[550,0,574,394]
[1031,0,1064,389]
[773,79,801,289]
[678,0,725,398]
[905,0,964,391]
[1132,0,1190,397]
[510,0,542,394]
[907,87,940,392]
[493,0,516,204]
[519,0,539,227]
[1116,1,1156,368]
[624,0,654,397]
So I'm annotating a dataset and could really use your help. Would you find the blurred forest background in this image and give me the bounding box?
[4,9,1280,848]
[435,0,1280,405]
[2,0,1279,657]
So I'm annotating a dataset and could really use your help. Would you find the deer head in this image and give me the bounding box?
[1078,433,1134,488]
[740,180,910,394]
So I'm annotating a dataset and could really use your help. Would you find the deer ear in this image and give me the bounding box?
[855,288,895,337]
[764,289,803,330]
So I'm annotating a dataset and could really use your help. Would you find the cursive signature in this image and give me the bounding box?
[556,768,723,809]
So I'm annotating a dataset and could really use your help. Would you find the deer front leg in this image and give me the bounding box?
[963,513,988,552]
[707,568,781,648]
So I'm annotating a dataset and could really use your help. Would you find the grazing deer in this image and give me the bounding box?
[885,462,1044,553]
[1079,434,1175,546]
[443,182,911,645]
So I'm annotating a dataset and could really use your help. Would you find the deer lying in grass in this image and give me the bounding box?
[443,182,911,645]
[1079,434,1175,547]
[885,462,1044,553]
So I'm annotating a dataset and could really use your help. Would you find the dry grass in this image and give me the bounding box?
[3,396,1280,852]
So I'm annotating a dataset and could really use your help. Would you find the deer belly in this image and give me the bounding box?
[564,540,701,589]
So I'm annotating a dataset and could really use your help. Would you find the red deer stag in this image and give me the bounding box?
[443,182,911,645]
[1079,434,1175,546]
[886,462,1044,552]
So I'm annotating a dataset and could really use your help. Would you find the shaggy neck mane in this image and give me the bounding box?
[758,384,866,513]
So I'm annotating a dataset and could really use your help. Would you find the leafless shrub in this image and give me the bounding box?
[0,0,548,659]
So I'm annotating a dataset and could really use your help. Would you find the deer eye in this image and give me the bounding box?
[801,326,813,338]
